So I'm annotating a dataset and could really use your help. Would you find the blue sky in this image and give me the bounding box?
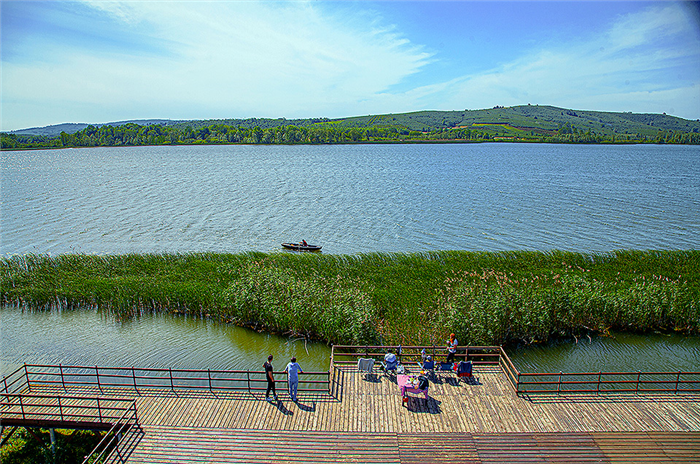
[2,1,699,131]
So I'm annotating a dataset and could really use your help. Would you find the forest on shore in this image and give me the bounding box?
[3,105,699,149]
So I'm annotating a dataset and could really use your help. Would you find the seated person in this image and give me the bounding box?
[382,350,398,372]
[418,355,434,370]
[418,355,435,379]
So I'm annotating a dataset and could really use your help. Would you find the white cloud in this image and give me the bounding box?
[2,1,432,129]
[402,4,700,119]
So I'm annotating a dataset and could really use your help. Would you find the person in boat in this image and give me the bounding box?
[302,239,308,246]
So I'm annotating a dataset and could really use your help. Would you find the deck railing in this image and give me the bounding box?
[2,363,331,396]
[330,344,700,396]
[1,392,136,429]
[82,401,139,464]
[331,344,504,366]
[515,370,700,395]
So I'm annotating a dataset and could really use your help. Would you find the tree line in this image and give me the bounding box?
[2,121,699,149]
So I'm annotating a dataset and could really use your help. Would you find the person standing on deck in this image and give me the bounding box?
[284,357,304,402]
[446,333,458,363]
[264,355,278,402]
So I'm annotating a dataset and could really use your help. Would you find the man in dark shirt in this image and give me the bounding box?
[264,355,278,402]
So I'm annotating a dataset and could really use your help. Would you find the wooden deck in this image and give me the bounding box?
[8,364,700,462]
[104,428,700,463]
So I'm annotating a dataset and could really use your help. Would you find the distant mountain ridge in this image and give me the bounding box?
[7,105,700,138]
[11,119,182,136]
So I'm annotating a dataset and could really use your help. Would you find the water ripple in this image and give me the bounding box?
[2,143,699,255]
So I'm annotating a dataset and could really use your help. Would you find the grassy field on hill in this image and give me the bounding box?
[3,105,699,149]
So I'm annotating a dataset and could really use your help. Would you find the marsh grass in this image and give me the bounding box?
[1,250,698,346]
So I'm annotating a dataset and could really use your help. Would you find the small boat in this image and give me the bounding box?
[281,242,322,252]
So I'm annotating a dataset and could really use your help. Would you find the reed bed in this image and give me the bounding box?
[1,250,698,346]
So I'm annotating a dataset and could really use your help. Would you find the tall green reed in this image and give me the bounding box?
[2,250,698,346]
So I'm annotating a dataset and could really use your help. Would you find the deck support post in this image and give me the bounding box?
[49,428,56,457]
[0,427,18,448]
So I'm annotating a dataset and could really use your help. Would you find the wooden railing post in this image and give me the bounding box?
[169,368,174,392]
[59,364,66,392]
[96,366,103,394]
[636,371,641,394]
[207,369,212,393]
[24,364,31,393]
[557,372,562,395]
[597,372,601,395]
[676,371,681,394]
[97,397,102,422]
[247,372,251,394]
[132,367,138,393]
[19,394,25,420]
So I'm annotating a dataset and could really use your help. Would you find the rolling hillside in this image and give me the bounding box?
[8,105,700,138]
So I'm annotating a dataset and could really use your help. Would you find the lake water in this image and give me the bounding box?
[2,143,699,255]
[0,306,332,377]
[2,306,698,377]
[2,143,699,375]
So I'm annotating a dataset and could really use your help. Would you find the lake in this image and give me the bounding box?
[2,306,698,377]
[2,143,699,375]
[2,143,699,255]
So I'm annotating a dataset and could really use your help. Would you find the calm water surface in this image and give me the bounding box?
[0,306,331,377]
[2,143,698,255]
[3,306,698,377]
[2,143,699,373]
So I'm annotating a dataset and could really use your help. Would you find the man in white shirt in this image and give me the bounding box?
[284,357,304,402]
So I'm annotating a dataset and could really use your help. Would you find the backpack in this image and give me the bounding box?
[417,375,429,390]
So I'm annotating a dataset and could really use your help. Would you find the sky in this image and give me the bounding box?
[2,1,700,131]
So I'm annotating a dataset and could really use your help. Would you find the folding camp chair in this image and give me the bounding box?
[457,360,476,383]
[357,358,375,380]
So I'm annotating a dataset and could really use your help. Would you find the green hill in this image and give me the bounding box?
[3,105,699,148]
[333,105,700,138]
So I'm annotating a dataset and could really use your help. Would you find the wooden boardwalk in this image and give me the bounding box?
[10,364,700,462]
[83,365,698,434]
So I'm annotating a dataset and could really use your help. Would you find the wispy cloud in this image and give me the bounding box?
[2,1,699,130]
[400,4,700,118]
[2,1,432,129]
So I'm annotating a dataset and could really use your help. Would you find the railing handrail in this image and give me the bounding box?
[329,344,700,396]
[12,363,331,396]
[515,369,700,395]
[1,393,136,423]
[82,401,139,464]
